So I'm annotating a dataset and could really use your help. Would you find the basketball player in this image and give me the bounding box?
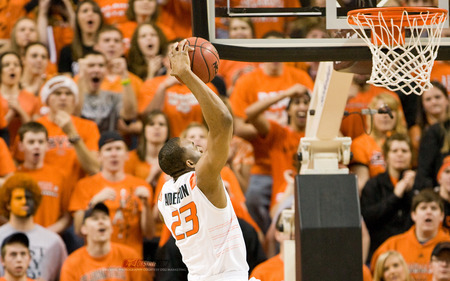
[157,40,256,281]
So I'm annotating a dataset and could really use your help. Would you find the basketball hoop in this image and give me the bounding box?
[347,7,448,96]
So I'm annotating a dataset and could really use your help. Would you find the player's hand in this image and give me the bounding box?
[92,187,116,204]
[169,40,192,79]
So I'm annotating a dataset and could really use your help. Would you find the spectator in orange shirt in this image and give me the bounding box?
[16,122,70,234]
[245,85,309,217]
[95,0,129,26]
[229,31,314,233]
[0,52,41,146]
[350,93,407,194]
[37,75,100,182]
[69,131,154,257]
[372,250,413,281]
[58,0,104,76]
[20,43,53,97]
[0,232,35,281]
[0,138,15,186]
[61,202,149,281]
[128,22,168,81]
[370,189,450,281]
[430,242,450,281]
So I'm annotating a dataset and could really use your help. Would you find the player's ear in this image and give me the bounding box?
[186,159,195,168]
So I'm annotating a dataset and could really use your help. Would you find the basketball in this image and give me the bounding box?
[185,37,220,84]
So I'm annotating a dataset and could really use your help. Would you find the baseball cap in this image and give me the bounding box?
[83,202,110,223]
[1,232,29,250]
[432,242,450,257]
[40,75,79,105]
[98,131,124,149]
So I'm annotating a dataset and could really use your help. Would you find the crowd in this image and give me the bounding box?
[0,0,449,280]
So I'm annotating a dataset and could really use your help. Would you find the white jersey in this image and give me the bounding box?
[158,171,249,281]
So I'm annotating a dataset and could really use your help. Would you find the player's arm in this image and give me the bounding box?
[170,40,232,208]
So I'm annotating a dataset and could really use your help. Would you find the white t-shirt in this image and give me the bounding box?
[158,171,249,281]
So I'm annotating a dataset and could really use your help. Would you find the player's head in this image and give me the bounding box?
[1,232,31,279]
[373,250,412,281]
[94,25,125,61]
[98,131,128,173]
[0,173,42,219]
[411,189,444,233]
[18,122,49,166]
[159,137,202,178]
[81,202,112,244]
[431,242,450,281]
[40,75,79,113]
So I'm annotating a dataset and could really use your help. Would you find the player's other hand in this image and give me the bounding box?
[169,39,192,79]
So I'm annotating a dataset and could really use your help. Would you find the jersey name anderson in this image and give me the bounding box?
[164,184,190,206]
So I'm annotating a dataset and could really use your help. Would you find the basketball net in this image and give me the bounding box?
[348,7,448,95]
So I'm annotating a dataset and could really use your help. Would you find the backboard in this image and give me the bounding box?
[192,0,449,62]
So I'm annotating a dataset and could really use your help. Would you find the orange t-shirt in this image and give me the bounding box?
[69,173,152,256]
[124,150,151,183]
[363,264,373,281]
[17,164,68,227]
[157,0,192,38]
[138,75,219,137]
[221,166,260,232]
[95,0,128,25]
[218,60,259,90]
[0,0,28,39]
[101,72,143,98]
[0,99,5,129]
[230,65,314,175]
[36,115,100,185]
[0,89,41,145]
[351,134,386,178]
[250,254,283,281]
[0,137,15,176]
[370,226,450,281]
[431,61,450,93]
[60,243,150,281]
[265,121,304,208]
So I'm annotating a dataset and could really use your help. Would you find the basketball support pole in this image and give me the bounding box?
[282,62,362,281]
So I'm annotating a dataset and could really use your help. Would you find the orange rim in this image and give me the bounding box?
[347,7,448,26]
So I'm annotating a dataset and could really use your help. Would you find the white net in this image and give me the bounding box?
[348,8,447,95]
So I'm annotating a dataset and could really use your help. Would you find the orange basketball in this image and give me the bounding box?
[185,37,220,83]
